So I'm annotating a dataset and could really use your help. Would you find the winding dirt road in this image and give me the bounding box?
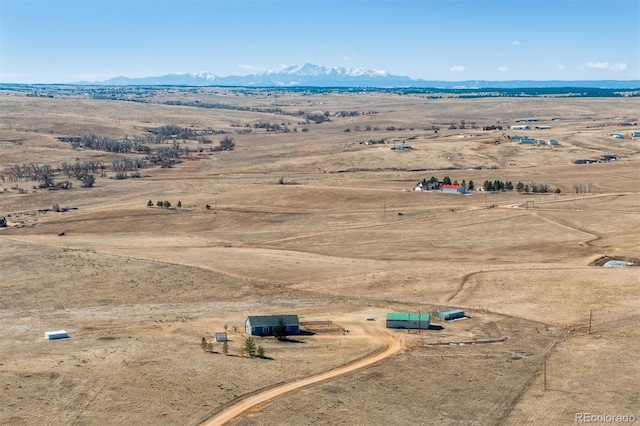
[200,325,405,426]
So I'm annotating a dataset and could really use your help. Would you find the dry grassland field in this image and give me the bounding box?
[0,88,638,425]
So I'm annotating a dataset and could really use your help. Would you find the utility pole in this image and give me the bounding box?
[588,309,592,334]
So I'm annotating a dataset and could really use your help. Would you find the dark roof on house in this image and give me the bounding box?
[246,315,299,327]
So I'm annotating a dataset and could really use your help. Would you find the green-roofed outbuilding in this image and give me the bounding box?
[386,312,430,329]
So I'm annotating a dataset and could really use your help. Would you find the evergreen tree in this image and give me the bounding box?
[243,337,256,357]
[516,181,524,192]
[273,319,288,341]
[442,176,452,185]
[157,200,163,207]
[177,201,182,208]
[147,200,154,207]
[467,180,475,190]
[222,341,229,355]
[257,346,265,358]
[0,216,6,227]
[163,200,171,208]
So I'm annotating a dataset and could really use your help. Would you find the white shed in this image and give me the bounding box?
[44,330,69,340]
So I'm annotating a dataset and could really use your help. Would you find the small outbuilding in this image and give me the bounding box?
[603,260,634,268]
[245,315,300,336]
[214,332,227,342]
[548,139,559,146]
[439,309,465,321]
[519,137,536,144]
[44,330,69,340]
[386,312,430,329]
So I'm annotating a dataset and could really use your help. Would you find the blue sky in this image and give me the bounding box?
[1,0,638,83]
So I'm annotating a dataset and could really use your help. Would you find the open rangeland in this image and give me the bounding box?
[0,89,638,425]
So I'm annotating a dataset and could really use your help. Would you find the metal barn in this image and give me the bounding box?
[386,313,430,329]
[439,309,465,321]
[441,184,465,194]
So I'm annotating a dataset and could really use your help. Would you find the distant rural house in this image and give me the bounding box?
[511,125,530,130]
[632,131,640,139]
[415,179,440,191]
[535,125,551,129]
[548,139,559,146]
[609,133,624,139]
[390,144,412,151]
[386,312,430,329]
[438,309,465,321]
[245,315,300,336]
[519,137,536,144]
[537,140,546,145]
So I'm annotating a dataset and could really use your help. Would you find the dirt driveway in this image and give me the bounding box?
[201,323,406,425]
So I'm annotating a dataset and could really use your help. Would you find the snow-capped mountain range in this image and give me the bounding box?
[78,63,639,89]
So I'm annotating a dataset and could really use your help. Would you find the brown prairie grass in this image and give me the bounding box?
[0,91,638,425]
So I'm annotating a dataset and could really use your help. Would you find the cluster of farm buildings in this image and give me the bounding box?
[242,310,466,337]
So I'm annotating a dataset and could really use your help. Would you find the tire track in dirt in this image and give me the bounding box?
[447,265,599,304]
[257,205,507,247]
[532,211,602,247]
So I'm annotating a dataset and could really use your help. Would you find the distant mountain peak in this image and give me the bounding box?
[187,72,216,81]
[267,63,389,79]
[78,64,640,89]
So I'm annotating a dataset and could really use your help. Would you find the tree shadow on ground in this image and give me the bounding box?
[277,337,305,343]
